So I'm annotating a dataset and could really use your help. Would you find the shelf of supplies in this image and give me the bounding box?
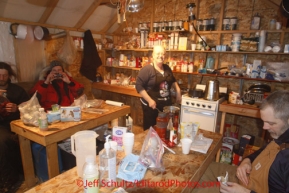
[92,82,140,97]
[114,49,289,55]
[196,29,289,34]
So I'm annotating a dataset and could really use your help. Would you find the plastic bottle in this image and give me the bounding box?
[99,135,116,185]
[38,108,48,131]
[83,155,99,193]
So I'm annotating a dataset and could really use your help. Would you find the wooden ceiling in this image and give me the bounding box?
[0,0,285,35]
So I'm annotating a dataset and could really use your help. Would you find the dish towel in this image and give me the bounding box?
[80,30,102,81]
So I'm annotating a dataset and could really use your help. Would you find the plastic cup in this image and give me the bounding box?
[181,138,193,155]
[51,104,59,112]
[123,133,134,142]
[123,142,134,155]
[109,141,118,152]
[191,44,196,51]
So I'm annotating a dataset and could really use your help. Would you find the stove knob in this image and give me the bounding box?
[197,104,200,107]
[202,104,206,108]
[186,102,189,105]
[191,102,195,106]
[208,105,212,109]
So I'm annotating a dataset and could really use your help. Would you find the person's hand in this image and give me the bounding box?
[236,158,252,186]
[60,72,71,84]
[44,73,55,84]
[220,182,251,193]
[148,99,156,109]
[5,102,18,113]
[176,91,182,104]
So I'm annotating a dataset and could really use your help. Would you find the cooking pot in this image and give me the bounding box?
[34,26,50,40]
[188,88,204,98]
[10,23,27,39]
[204,80,220,101]
[95,72,103,82]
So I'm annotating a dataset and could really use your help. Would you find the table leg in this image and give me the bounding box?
[18,135,37,188]
[46,143,60,178]
[216,112,226,162]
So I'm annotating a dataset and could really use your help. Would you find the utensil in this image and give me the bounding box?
[203,79,220,101]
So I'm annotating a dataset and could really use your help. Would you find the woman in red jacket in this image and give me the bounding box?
[30,60,84,111]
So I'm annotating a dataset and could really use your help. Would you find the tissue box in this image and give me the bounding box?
[60,106,81,122]
[47,111,61,124]
[112,126,127,150]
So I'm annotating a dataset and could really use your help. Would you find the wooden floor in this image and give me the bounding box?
[15,125,144,193]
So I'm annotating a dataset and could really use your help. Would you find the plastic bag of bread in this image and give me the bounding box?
[18,91,41,126]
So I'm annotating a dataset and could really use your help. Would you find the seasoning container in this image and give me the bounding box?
[230,17,238,30]
[203,19,209,31]
[209,18,216,31]
[197,19,203,31]
[222,18,230,30]
[173,20,178,31]
[178,20,183,30]
[183,20,189,31]
[168,20,173,31]
[153,22,158,32]
[155,112,168,139]
[163,21,168,31]
[250,13,261,30]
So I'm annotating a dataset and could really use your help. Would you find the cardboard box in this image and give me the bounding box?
[178,37,188,50]
[112,126,127,150]
[60,106,81,122]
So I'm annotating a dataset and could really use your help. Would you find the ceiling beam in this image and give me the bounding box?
[74,0,102,29]
[0,17,107,35]
[38,0,59,23]
[260,0,281,10]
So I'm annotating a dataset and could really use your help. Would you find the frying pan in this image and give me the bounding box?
[206,67,227,74]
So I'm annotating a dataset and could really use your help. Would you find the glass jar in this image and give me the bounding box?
[155,112,168,139]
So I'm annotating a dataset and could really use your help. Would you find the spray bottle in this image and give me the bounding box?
[99,135,116,184]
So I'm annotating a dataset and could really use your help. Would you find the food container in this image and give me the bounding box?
[60,106,81,122]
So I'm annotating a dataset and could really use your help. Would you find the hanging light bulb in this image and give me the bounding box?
[126,0,144,12]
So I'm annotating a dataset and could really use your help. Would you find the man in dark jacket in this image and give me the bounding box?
[220,90,289,193]
[0,62,30,193]
[30,60,84,111]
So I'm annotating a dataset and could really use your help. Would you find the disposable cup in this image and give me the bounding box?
[109,141,118,152]
[123,133,134,143]
[123,142,134,155]
[191,44,196,51]
[181,138,193,154]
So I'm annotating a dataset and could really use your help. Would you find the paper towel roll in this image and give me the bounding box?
[105,100,124,107]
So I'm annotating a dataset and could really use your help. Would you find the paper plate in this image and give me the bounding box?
[223,137,239,145]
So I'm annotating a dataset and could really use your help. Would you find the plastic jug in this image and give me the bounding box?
[71,130,98,177]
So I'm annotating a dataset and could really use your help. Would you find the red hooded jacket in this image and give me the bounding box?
[30,76,84,111]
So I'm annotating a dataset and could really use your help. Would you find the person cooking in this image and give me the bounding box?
[30,60,84,111]
[135,45,181,130]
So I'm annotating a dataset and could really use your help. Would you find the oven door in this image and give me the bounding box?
[180,106,217,132]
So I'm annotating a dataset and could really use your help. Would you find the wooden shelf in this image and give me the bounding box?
[104,65,141,71]
[92,82,140,97]
[113,49,289,55]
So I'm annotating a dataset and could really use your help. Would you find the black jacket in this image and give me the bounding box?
[247,129,289,193]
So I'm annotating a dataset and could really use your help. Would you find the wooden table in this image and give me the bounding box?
[10,104,130,189]
[25,129,222,193]
[216,101,262,161]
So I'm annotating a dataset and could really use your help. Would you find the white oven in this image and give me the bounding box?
[180,86,226,132]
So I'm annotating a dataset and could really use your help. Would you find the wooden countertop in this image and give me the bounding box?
[25,129,222,193]
[92,82,141,97]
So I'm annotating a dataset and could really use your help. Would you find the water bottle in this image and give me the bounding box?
[83,155,99,193]
[38,108,48,131]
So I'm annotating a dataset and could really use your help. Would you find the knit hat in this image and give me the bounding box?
[49,60,64,70]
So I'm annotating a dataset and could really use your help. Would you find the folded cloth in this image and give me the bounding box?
[117,154,147,182]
